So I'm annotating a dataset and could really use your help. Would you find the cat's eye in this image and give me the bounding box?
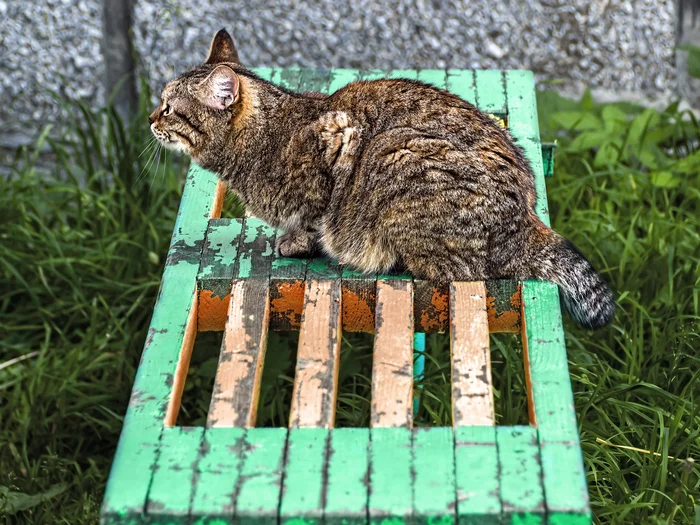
[163,104,172,116]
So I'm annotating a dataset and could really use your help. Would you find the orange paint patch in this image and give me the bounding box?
[419,286,449,333]
[270,281,305,329]
[198,289,230,332]
[341,287,375,333]
[485,284,522,333]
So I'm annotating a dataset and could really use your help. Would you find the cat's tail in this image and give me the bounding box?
[527,227,615,329]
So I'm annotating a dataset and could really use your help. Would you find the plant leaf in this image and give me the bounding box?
[551,111,603,131]
[0,483,68,514]
[650,171,681,188]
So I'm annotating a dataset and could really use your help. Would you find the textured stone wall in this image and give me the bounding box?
[0,0,678,144]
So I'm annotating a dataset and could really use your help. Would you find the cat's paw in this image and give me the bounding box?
[276,232,316,258]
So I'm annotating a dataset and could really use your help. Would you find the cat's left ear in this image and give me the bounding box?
[197,65,240,110]
[205,28,240,64]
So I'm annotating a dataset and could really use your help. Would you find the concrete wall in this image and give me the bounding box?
[0,0,680,145]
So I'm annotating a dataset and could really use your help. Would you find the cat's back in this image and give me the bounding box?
[327,78,505,142]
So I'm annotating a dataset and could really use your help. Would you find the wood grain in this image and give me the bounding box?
[164,293,199,427]
[449,281,494,426]
[371,280,414,428]
[289,279,342,428]
[207,279,270,428]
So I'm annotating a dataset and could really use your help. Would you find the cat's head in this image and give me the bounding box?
[149,29,245,160]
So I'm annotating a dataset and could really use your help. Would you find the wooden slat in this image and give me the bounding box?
[235,217,276,279]
[198,219,244,332]
[449,281,494,426]
[101,164,219,522]
[328,68,360,93]
[505,70,548,224]
[324,428,370,525]
[207,279,270,428]
[475,70,506,115]
[541,442,591,524]
[388,69,419,80]
[279,428,329,525]
[164,293,198,426]
[446,69,476,105]
[190,428,245,524]
[234,428,288,525]
[497,426,545,524]
[369,427,413,523]
[372,280,414,428]
[454,426,501,525]
[289,280,342,428]
[413,427,456,525]
[417,69,447,89]
[147,427,204,523]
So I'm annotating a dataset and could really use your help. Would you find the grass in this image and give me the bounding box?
[0,84,699,524]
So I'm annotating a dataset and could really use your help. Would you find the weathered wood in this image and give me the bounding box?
[147,427,204,523]
[211,180,227,218]
[236,218,276,279]
[329,68,361,93]
[164,293,198,426]
[371,280,414,428]
[341,277,376,333]
[450,281,494,426]
[454,426,501,525]
[475,70,506,115]
[279,428,329,525]
[446,69,476,105]
[505,70,548,224]
[324,428,370,525]
[369,427,413,524]
[389,69,419,80]
[417,69,448,89]
[198,219,243,331]
[190,428,245,524]
[101,164,219,522]
[234,428,288,525]
[540,442,591,524]
[497,426,545,524]
[413,427,456,525]
[521,280,579,442]
[289,280,342,428]
[207,279,270,428]
[542,142,556,178]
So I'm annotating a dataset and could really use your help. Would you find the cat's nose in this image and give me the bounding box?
[148,110,158,125]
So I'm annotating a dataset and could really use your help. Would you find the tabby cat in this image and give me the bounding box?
[150,29,615,329]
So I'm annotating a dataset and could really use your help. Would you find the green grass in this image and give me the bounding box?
[1,86,699,524]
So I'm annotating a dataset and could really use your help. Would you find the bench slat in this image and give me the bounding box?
[450,281,494,426]
[497,426,545,523]
[190,428,245,523]
[147,427,204,522]
[289,280,342,428]
[475,70,506,115]
[324,428,370,525]
[279,428,329,525]
[234,428,288,525]
[207,279,270,428]
[371,280,414,428]
[454,426,502,524]
[413,427,456,524]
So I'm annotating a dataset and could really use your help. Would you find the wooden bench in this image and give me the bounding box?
[100,68,590,525]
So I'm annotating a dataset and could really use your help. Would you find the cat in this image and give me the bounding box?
[149,29,616,329]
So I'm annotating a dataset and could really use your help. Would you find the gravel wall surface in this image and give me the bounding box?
[0,0,678,144]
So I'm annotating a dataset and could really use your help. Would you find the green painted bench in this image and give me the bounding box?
[100,68,590,525]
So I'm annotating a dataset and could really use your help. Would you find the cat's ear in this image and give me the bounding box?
[197,65,240,110]
[205,28,240,64]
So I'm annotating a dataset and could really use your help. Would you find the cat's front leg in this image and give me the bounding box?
[276,229,320,258]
